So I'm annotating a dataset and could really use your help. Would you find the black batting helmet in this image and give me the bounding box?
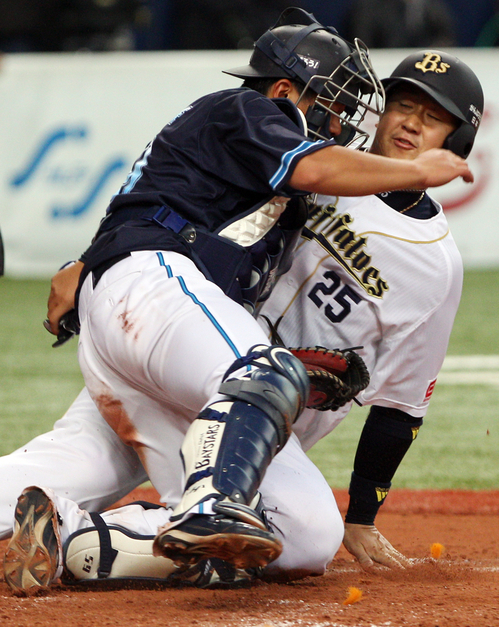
[224,7,384,146]
[382,50,484,158]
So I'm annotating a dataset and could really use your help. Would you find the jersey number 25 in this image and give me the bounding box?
[308,270,361,323]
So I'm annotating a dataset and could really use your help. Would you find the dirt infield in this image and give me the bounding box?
[2,487,499,627]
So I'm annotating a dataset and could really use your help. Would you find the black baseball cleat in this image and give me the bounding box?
[153,512,282,570]
[3,487,62,596]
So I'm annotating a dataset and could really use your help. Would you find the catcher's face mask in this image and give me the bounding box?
[224,8,385,148]
[299,38,385,147]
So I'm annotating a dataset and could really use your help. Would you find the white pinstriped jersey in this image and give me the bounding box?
[258,193,463,451]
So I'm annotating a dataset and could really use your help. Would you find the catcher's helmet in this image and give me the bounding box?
[224,7,384,146]
[382,50,484,158]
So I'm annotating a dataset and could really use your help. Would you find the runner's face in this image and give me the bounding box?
[370,87,458,159]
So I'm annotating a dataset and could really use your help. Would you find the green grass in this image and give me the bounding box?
[447,268,499,355]
[1,269,499,489]
[0,278,83,452]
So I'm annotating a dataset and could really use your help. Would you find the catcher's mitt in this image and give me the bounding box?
[289,346,370,411]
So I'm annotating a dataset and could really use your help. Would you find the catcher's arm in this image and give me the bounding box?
[343,404,423,569]
[44,260,84,347]
[46,260,83,335]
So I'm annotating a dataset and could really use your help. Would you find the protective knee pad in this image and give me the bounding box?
[170,346,309,523]
[63,513,177,583]
[63,515,257,588]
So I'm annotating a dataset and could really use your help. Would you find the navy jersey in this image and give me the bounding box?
[106,88,332,229]
[79,87,336,308]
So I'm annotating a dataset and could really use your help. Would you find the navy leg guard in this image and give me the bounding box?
[170,345,310,517]
[209,344,309,503]
[152,347,308,569]
[194,402,279,505]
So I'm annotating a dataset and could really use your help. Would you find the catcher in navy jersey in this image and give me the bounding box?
[1,7,476,594]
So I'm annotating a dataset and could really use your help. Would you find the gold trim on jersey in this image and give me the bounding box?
[357,229,450,245]
[303,200,389,299]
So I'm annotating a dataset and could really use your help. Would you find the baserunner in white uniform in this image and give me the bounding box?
[259,49,483,569]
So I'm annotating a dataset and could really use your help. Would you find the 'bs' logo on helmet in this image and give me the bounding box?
[414,53,450,74]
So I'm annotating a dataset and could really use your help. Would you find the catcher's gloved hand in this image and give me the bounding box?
[288,346,370,411]
[43,308,80,348]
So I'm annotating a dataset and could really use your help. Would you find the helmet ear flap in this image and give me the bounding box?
[443,124,476,158]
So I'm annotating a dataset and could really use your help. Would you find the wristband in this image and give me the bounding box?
[345,472,391,525]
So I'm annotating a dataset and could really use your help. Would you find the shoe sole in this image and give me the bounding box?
[155,529,282,570]
[3,488,60,595]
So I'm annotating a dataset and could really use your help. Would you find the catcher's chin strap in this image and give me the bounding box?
[260,315,286,346]
[260,314,366,408]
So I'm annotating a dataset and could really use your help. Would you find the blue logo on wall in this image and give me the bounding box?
[10,125,127,219]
